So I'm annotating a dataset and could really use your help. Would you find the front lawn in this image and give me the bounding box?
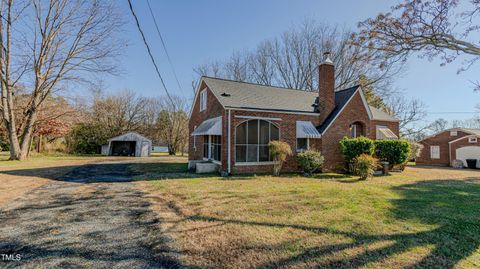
[139,163,480,268]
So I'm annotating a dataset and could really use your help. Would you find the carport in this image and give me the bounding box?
[106,132,152,157]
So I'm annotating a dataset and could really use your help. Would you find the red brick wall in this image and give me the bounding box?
[188,81,225,161]
[416,130,471,166]
[450,136,480,161]
[320,91,372,171]
[228,110,320,174]
[318,63,335,124]
[370,120,400,140]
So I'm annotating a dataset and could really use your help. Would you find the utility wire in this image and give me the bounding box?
[127,0,175,105]
[146,0,184,95]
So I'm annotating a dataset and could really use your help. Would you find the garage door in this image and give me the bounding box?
[456,146,480,167]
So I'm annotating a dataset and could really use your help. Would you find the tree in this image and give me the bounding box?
[0,0,122,160]
[195,21,403,96]
[155,96,189,155]
[356,0,480,74]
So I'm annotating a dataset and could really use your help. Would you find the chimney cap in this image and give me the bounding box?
[322,51,333,65]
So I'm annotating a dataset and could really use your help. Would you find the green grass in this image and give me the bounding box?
[140,161,480,268]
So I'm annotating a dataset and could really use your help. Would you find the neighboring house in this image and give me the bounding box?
[102,132,151,157]
[416,128,480,167]
[188,55,399,174]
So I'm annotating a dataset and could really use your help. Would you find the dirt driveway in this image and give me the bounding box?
[0,159,182,269]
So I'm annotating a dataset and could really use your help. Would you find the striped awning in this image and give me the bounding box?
[377,126,398,140]
[191,116,222,136]
[296,121,321,138]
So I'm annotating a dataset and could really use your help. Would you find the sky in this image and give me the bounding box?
[105,0,480,125]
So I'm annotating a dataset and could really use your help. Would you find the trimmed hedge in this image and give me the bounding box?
[374,139,411,166]
[339,136,375,163]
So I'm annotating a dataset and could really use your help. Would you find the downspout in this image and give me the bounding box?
[227,109,231,174]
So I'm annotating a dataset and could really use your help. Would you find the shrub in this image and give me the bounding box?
[66,123,110,154]
[269,141,292,176]
[354,154,379,180]
[374,140,411,168]
[339,136,375,172]
[296,150,324,176]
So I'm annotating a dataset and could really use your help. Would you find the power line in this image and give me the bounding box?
[127,0,175,105]
[146,0,184,95]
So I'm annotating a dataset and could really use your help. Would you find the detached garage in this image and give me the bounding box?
[450,135,480,168]
[105,132,151,157]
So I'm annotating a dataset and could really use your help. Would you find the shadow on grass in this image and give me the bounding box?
[0,161,225,183]
[166,178,480,268]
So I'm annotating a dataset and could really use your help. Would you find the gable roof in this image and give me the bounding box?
[418,128,480,142]
[196,76,398,126]
[108,132,151,142]
[202,76,319,114]
[369,106,399,122]
[317,86,360,134]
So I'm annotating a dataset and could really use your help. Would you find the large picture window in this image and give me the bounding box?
[235,120,279,163]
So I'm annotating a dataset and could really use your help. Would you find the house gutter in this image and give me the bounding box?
[227,109,231,174]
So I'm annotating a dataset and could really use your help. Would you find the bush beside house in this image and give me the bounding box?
[269,141,292,176]
[296,150,324,176]
[355,154,378,180]
[340,137,375,173]
[374,140,411,169]
[340,136,411,175]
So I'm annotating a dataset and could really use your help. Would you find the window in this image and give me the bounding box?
[203,135,221,161]
[297,138,309,152]
[469,137,478,143]
[450,130,458,136]
[349,122,364,138]
[199,89,207,111]
[235,120,279,163]
[430,145,440,159]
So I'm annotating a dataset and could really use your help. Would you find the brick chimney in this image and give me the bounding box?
[318,52,335,124]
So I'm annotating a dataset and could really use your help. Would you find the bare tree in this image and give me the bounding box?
[355,0,480,73]
[0,0,122,160]
[90,90,149,136]
[155,96,188,155]
[195,21,404,95]
[384,94,428,137]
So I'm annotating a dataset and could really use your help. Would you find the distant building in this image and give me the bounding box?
[103,132,151,157]
[417,128,480,167]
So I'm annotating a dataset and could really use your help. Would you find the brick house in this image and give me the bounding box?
[188,56,399,174]
[416,128,480,167]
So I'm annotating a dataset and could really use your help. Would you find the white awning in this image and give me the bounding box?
[191,116,222,136]
[296,121,321,138]
[377,126,398,140]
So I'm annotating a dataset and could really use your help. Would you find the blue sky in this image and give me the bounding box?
[106,0,480,124]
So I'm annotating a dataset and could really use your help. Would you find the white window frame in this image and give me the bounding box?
[234,119,280,164]
[296,138,309,152]
[193,125,197,151]
[199,89,207,112]
[450,130,458,136]
[202,135,221,164]
[351,124,357,138]
[469,136,478,143]
[430,145,440,159]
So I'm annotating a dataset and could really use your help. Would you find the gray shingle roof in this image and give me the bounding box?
[201,76,399,122]
[317,86,359,134]
[369,106,399,122]
[203,77,319,114]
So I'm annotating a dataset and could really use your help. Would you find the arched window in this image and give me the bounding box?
[349,122,365,138]
[235,120,279,163]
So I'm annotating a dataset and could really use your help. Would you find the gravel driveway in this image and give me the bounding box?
[0,160,182,269]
